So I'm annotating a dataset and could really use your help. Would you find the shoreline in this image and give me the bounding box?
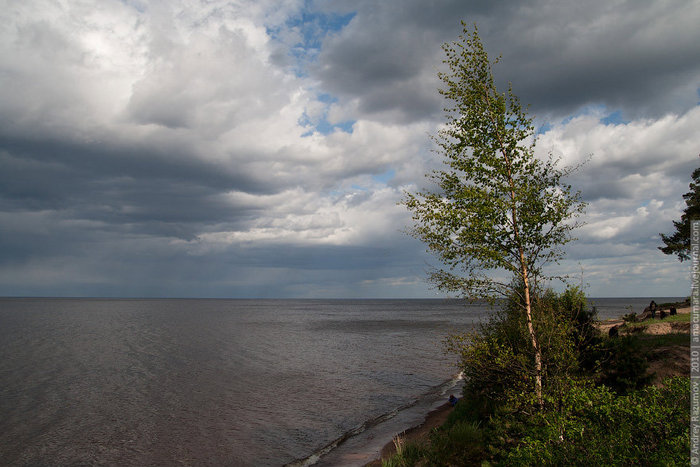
[363,300,691,466]
[364,402,456,467]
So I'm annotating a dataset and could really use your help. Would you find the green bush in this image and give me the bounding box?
[623,312,638,323]
[432,287,687,467]
[380,413,485,467]
[425,420,485,466]
[380,440,426,467]
[598,335,653,394]
[502,377,689,466]
[447,286,599,417]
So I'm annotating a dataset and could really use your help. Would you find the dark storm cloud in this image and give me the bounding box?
[0,214,429,297]
[0,134,277,239]
[0,0,697,298]
[315,0,700,123]
[571,151,696,203]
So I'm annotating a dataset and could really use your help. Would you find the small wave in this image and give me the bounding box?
[285,373,464,467]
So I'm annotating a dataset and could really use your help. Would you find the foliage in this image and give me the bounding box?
[502,377,690,466]
[404,22,585,404]
[622,312,638,323]
[658,298,690,308]
[446,301,534,417]
[447,286,598,416]
[403,22,584,300]
[637,332,691,348]
[389,21,689,467]
[383,289,688,467]
[659,164,700,261]
[383,376,689,467]
[381,407,486,467]
[380,438,426,467]
[597,336,653,395]
[424,419,485,466]
[534,286,600,373]
[625,312,690,328]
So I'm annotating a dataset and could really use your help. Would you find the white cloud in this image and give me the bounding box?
[184,184,410,252]
[533,109,699,296]
[0,0,698,297]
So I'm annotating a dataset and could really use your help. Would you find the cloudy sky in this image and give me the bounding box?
[1,0,698,298]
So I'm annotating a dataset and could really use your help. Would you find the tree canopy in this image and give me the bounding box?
[403,23,585,404]
[659,164,700,261]
[404,23,584,300]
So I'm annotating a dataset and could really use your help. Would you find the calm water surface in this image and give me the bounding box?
[0,297,683,466]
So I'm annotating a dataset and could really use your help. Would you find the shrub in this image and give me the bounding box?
[426,420,485,466]
[447,286,599,417]
[380,440,426,467]
[440,286,687,466]
[502,377,689,466]
[598,335,653,394]
[623,312,638,323]
[380,410,486,467]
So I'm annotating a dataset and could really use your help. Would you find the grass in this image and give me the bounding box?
[636,332,690,348]
[381,418,485,467]
[381,437,426,467]
[624,312,690,328]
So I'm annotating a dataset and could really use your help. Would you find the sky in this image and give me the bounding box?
[0,0,698,298]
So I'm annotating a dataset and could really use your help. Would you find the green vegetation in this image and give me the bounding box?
[659,165,700,261]
[500,377,689,466]
[638,332,691,349]
[404,22,584,405]
[381,294,690,466]
[395,23,689,467]
[597,335,654,394]
[624,312,690,328]
[658,299,691,308]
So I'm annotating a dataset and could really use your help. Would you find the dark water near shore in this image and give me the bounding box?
[0,297,684,466]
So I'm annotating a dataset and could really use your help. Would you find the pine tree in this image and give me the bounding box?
[659,164,700,261]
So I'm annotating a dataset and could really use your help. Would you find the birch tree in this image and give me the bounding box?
[404,24,585,405]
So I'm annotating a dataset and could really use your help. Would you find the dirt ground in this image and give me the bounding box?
[647,344,690,385]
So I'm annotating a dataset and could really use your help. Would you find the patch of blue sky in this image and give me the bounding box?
[600,110,629,126]
[372,169,395,184]
[316,93,337,104]
[285,8,355,45]
[312,117,354,135]
[560,104,605,126]
[536,122,552,135]
[267,3,355,77]
[268,5,357,135]
[556,104,630,127]
[344,169,396,193]
[299,116,354,136]
[299,93,355,136]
